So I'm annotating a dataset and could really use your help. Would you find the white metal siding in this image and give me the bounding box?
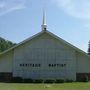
[13,33,76,80]
[0,51,13,72]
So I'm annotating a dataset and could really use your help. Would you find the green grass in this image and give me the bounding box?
[0,82,90,90]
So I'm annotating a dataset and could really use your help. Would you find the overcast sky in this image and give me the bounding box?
[0,0,90,52]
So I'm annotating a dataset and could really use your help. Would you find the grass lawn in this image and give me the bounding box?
[0,82,90,90]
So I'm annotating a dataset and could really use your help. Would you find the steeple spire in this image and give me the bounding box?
[88,40,90,55]
[42,9,47,31]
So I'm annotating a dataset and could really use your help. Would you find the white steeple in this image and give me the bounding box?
[41,9,47,31]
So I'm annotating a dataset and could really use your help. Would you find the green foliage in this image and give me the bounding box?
[65,79,73,83]
[44,79,55,83]
[34,79,43,83]
[11,77,23,83]
[23,79,33,83]
[82,75,89,82]
[0,37,16,53]
[55,79,65,83]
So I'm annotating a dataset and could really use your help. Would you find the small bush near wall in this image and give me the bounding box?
[23,79,33,83]
[82,75,89,82]
[44,79,55,83]
[55,79,65,83]
[66,79,73,83]
[0,77,4,82]
[11,77,22,83]
[34,79,43,83]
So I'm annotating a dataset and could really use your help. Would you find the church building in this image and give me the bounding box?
[0,11,90,81]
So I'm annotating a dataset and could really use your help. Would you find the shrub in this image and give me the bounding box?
[82,75,89,82]
[11,77,22,83]
[44,79,55,83]
[0,77,4,82]
[34,79,43,83]
[66,79,73,83]
[23,79,33,83]
[55,79,64,83]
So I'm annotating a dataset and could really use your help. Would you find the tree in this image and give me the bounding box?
[0,37,16,53]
